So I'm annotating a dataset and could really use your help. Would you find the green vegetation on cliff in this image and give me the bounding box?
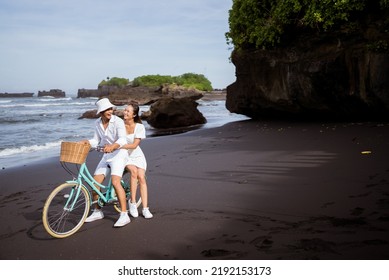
[226,0,389,50]
[132,73,213,91]
[99,77,129,87]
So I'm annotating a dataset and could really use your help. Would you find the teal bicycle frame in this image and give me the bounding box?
[66,162,123,210]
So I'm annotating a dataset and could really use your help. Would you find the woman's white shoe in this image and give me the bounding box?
[142,208,153,219]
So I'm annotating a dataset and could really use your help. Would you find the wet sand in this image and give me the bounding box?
[0,120,389,259]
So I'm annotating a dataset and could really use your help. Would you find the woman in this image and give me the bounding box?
[122,102,153,219]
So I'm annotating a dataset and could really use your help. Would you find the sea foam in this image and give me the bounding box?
[0,141,62,157]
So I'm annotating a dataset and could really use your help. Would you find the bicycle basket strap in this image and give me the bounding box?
[60,142,91,164]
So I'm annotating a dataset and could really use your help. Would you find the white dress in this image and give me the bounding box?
[126,123,147,170]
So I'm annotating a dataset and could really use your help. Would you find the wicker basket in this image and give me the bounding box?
[60,142,91,164]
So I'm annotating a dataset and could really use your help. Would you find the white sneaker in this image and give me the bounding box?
[114,212,131,227]
[129,201,139,218]
[85,209,104,223]
[142,207,153,219]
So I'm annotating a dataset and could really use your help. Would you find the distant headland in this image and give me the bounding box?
[38,89,65,98]
[0,89,65,98]
[0,92,34,98]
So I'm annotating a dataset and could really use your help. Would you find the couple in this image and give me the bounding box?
[80,98,152,228]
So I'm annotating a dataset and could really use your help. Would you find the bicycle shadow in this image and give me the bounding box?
[25,212,118,241]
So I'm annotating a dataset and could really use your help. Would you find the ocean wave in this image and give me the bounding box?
[0,141,62,157]
[39,97,73,102]
[0,118,40,124]
[0,104,18,108]
[0,101,94,108]
[0,100,12,104]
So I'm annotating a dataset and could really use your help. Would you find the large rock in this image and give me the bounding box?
[78,109,124,119]
[146,97,206,129]
[227,17,389,120]
[78,110,98,119]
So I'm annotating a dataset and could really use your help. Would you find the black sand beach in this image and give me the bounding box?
[1,120,389,260]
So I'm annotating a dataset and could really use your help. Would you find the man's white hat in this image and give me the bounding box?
[96,98,115,115]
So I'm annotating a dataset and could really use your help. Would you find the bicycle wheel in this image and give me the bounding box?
[42,183,90,238]
[113,172,142,212]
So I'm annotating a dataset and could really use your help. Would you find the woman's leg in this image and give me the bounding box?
[126,165,138,203]
[137,168,148,208]
[138,168,153,218]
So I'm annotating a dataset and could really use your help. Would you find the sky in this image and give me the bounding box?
[0,0,235,96]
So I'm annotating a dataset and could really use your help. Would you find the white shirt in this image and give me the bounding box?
[88,115,127,148]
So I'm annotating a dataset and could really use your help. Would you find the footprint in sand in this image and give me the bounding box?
[250,235,274,250]
[291,238,338,254]
[201,248,237,258]
[350,207,365,216]
[349,192,371,198]
[321,202,335,208]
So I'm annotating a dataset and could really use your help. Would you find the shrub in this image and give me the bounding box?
[132,75,175,87]
[132,73,213,91]
[99,77,129,87]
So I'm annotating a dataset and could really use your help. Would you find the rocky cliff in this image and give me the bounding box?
[226,14,389,120]
[78,84,204,105]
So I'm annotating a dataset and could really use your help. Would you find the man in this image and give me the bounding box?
[80,98,130,227]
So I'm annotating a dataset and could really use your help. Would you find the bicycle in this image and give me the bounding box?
[42,142,141,238]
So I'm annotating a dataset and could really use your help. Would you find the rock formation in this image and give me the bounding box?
[108,86,162,105]
[109,84,204,106]
[146,97,206,129]
[38,89,65,98]
[227,13,389,120]
[0,92,34,98]
[77,85,121,98]
[77,84,204,105]
[78,110,98,119]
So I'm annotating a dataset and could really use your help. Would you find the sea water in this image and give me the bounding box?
[0,96,248,169]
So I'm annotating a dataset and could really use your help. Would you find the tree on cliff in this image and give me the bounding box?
[226,0,389,50]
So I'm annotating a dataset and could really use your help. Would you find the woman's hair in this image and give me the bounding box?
[128,101,142,124]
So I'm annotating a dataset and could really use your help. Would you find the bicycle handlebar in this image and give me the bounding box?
[95,146,105,153]
[94,146,120,153]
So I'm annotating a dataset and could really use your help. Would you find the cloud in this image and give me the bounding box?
[0,0,235,94]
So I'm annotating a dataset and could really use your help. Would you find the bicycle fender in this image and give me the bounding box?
[66,180,79,184]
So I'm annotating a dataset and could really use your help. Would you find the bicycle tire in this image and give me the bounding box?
[42,182,90,238]
[113,172,142,212]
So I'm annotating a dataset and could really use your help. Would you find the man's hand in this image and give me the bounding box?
[103,144,119,153]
